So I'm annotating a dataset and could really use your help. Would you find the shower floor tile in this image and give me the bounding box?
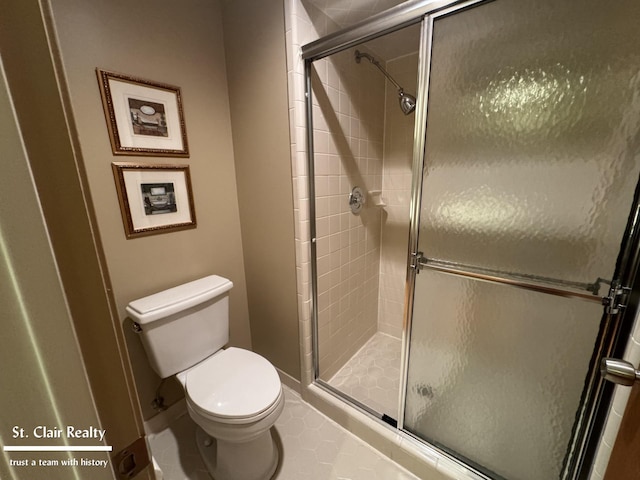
[147,385,418,480]
[327,332,402,417]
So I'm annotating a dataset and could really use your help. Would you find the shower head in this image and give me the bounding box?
[398,90,416,115]
[355,50,416,115]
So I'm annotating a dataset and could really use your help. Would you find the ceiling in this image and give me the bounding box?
[304,0,406,29]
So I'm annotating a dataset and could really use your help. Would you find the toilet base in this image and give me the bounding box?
[195,426,279,480]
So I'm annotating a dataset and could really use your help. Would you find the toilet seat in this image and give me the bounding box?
[181,347,282,423]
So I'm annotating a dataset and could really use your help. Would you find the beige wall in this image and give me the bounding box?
[222,0,301,381]
[0,56,112,480]
[1,0,151,476]
[2,0,301,457]
[47,0,252,419]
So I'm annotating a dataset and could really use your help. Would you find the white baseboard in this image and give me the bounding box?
[143,398,188,436]
[277,367,302,394]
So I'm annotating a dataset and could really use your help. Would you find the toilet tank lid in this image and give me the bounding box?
[126,275,233,324]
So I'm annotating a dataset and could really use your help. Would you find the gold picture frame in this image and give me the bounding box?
[97,69,189,157]
[112,162,197,238]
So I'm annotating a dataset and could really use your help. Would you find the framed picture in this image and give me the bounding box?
[97,69,189,157]
[112,162,197,238]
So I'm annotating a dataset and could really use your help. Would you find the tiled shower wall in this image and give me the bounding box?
[287,1,418,378]
[378,53,418,339]
[312,48,386,379]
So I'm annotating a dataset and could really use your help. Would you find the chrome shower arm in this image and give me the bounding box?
[355,50,403,93]
[355,49,416,115]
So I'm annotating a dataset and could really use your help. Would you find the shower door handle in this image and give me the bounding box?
[600,358,640,386]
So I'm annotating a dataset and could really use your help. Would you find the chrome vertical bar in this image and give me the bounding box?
[305,58,320,381]
[397,15,433,429]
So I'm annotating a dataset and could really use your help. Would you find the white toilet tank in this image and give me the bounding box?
[126,275,233,378]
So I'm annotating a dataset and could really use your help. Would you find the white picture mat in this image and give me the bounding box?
[122,169,192,231]
[109,79,184,151]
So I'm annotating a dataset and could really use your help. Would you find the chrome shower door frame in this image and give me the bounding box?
[303,0,640,478]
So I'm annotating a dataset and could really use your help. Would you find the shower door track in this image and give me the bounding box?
[301,0,465,61]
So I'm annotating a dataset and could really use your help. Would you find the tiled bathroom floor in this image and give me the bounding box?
[147,385,419,480]
[327,333,402,417]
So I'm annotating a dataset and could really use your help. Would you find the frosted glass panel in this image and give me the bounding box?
[404,271,602,480]
[406,0,640,479]
[420,0,640,284]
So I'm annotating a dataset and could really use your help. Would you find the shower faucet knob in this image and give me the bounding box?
[349,186,365,214]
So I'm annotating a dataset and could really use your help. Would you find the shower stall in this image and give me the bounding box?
[306,22,421,417]
[302,0,640,479]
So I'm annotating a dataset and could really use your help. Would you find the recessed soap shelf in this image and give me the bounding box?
[369,190,386,207]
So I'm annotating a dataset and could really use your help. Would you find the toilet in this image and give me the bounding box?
[126,275,284,480]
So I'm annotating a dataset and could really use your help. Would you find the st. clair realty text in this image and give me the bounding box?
[12,426,106,442]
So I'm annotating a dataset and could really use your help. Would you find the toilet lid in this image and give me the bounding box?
[185,347,281,419]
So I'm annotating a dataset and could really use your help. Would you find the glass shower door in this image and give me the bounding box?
[308,23,421,420]
[403,1,640,479]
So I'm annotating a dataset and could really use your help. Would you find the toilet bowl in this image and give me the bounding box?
[177,347,284,480]
[126,275,283,480]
